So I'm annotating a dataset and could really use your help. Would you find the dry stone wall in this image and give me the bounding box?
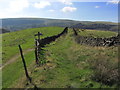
[73,28,120,47]
[39,27,68,47]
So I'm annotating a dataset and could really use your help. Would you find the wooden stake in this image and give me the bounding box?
[18,45,31,83]
[34,32,43,65]
[35,39,39,64]
[38,32,40,42]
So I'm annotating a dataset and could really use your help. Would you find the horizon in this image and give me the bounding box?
[0,0,119,22]
[1,17,118,23]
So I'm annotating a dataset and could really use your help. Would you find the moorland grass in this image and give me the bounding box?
[2,27,118,88]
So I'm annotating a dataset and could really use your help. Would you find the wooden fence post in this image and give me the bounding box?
[35,39,39,64]
[38,32,40,43]
[18,45,31,83]
[37,32,41,56]
[34,32,43,65]
[73,28,78,36]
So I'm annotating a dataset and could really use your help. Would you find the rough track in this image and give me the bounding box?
[0,48,34,69]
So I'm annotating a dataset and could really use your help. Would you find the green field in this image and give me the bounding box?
[2,27,118,88]
[2,27,64,64]
[77,29,117,38]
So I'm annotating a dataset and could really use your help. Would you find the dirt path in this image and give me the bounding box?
[0,48,34,69]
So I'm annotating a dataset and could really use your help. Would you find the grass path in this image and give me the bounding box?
[1,48,34,69]
[19,31,98,88]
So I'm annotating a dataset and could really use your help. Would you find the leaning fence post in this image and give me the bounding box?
[18,45,31,83]
[73,28,78,36]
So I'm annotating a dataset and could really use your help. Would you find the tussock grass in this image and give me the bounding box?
[88,54,119,86]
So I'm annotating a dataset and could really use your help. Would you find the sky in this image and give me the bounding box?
[0,0,119,22]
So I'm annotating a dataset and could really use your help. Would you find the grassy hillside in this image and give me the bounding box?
[71,23,118,32]
[77,29,117,38]
[2,27,118,88]
[2,18,79,31]
[2,27,64,88]
[2,27,64,64]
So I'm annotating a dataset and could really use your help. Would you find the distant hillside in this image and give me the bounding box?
[2,18,79,32]
[1,18,118,33]
[70,23,118,32]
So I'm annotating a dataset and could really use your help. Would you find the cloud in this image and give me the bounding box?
[0,0,30,18]
[107,0,119,4]
[0,0,29,13]
[61,6,77,12]
[58,0,73,5]
[34,1,51,8]
[49,9,55,12]
[8,0,29,12]
[95,6,100,8]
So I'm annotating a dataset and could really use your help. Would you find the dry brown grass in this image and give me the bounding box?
[88,54,119,86]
